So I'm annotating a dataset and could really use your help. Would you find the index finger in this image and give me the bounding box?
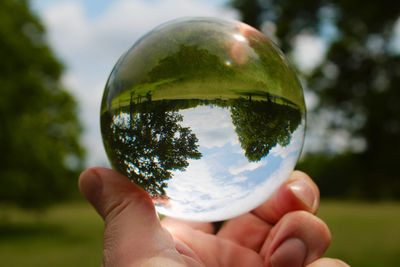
[252,170,320,224]
[216,171,320,251]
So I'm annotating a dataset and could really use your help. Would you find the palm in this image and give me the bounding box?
[162,212,274,266]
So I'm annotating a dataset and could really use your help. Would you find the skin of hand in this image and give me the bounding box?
[79,167,350,267]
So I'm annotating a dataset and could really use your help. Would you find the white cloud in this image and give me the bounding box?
[159,158,252,221]
[240,153,297,208]
[270,122,305,159]
[230,176,248,183]
[229,160,266,175]
[36,0,238,166]
[180,106,239,149]
[158,148,299,222]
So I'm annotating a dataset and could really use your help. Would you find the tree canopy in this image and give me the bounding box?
[231,99,302,162]
[0,0,84,208]
[101,98,202,197]
[231,0,400,199]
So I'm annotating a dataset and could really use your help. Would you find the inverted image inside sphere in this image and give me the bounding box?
[100,17,306,222]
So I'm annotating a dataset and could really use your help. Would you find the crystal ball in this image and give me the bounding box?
[100,17,306,222]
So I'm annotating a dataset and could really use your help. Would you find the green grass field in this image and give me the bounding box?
[1,200,399,266]
[318,201,400,267]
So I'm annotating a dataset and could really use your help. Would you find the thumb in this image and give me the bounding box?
[79,167,182,266]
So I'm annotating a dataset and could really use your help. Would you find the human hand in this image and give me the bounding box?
[79,167,349,267]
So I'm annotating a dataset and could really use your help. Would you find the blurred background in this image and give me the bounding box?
[1,0,399,266]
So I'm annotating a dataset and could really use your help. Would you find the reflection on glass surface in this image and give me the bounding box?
[101,17,306,221]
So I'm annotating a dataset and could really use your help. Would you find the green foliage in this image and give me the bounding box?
[0,0,84,209]
[231,99,302,161]
[297,153,365,198]
[232,0,400,199]
[146,44,234,83]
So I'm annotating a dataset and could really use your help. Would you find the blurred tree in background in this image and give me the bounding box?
[0,0,84,209]
[231,0,400,199]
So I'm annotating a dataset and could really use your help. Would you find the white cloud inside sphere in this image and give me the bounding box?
[179,106,239,149]
[270,123,305,159]
[229,160,266,176]
[33,0,238,166]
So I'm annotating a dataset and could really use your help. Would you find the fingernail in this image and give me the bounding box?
[288,180,316,211]
[334,259,351,267]
[80,169,103,207]
[270,238,307,267]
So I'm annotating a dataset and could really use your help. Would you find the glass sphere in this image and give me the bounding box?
[100,17,306,222]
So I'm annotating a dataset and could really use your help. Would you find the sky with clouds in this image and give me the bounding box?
[31,0,325,166]
[155,106,305,221]
[31,0,243,166]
